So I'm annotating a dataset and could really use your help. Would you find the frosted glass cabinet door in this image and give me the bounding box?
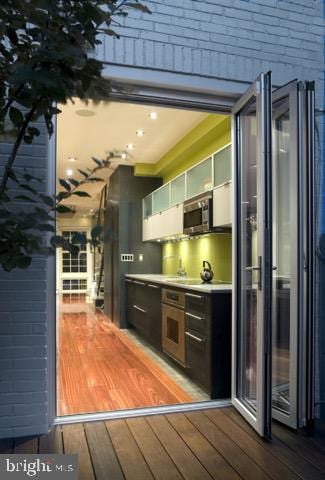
[143,194,152,218]
[152,184,170,214]
[170,174,185,205]
[186,157,212,198]
[214,145,232,187]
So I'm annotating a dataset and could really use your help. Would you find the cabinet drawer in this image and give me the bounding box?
[132,304,148,337]
[185,291,209,318]
[185,330,210,392]
[185,311,207,334]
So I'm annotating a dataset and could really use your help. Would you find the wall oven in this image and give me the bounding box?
[183,191,212,235]
[162,288,185,365]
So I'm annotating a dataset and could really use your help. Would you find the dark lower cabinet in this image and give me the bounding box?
[125,279,162,350]
[125,278,231,399]
[185,290,231,399]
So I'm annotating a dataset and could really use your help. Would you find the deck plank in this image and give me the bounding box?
[223,408,325,480]
[147,414,212,480]
[13,436,38,454]
[166,412,242,480]
[106,419,153,480]
[272,423,325,473]
[187,410,271,480]
[205,409,300,480]
[84,421,124,480]
[62,424,95,480]
[39,426,63,454]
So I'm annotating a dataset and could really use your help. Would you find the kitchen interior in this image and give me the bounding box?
[55,98,291,419]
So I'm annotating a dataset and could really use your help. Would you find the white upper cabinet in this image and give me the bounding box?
[142,142,232,240]
[212,144,232,227]
[213,182,232,227]
[143,204,183,241]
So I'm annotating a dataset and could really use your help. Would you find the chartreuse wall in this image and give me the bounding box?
[163,233,232,281]
[135,113,232,280]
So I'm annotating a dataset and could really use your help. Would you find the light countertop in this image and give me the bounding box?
[125,274,232,293]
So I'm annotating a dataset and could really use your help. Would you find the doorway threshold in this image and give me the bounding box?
[54,399,232,425]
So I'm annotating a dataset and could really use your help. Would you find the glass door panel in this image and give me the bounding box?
[271,80,315,429]
[232,72,272,438]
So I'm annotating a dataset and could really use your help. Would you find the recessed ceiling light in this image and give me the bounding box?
[75,109,96,117]
[66,168,74,176]
[68,157,77,162]
[127,143,135,150]
[136,129,145,136]
[148,111,158,120]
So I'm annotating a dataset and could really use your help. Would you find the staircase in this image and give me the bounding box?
[94,185,107,309]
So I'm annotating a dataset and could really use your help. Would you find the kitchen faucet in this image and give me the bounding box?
[163,255,186,277]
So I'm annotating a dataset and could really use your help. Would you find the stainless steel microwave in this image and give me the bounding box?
[183,192,212,235]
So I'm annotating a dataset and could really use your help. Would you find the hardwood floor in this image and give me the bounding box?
[57,295,192,416]
[2,407,325,480]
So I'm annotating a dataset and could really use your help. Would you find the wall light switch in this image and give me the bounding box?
[121,254,134,262]
[138,254,144,262]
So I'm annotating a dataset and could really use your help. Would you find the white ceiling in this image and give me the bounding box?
[56,99,207,211]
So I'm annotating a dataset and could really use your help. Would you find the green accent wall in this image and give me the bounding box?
[162,233,232,281]
[134,114,230,182]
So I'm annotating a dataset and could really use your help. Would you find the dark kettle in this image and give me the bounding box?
[200,260,214,283]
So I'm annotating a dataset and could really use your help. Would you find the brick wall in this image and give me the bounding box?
[0,122,51,438]
[0,0,324,437]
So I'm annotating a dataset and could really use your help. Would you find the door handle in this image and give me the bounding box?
[245,256,262,290]
[185,331,205,343]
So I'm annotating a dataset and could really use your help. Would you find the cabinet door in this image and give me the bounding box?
[125,279,135,326]
[213,182,232,227]
[143,217,151,241]
[161,204,183,238]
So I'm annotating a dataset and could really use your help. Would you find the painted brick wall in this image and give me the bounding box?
[0,1,324,437]
[0,122,51,438]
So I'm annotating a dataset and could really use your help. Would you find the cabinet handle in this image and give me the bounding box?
[222,180,231,187]
[148,284,160,289]
[133,305,146,313]
[134,281,145,286]
[185,312,204,321]
[185,331,205,343]
[185,292,204,300]
[125,279,133,283]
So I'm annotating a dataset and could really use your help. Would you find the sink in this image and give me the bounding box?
[166,279,231,285]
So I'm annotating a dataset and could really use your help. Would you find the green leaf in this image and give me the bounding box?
[91,225,103,239]
[50,235,65,248]
[78,169,89,178]
[56,205,74,213]
[71,232,87,244]
[68,178,79,187]
[59,178,71,192]
[20,184,38,195]
[9,107,24,126]
[124,2,152,13]
[72,191,91,197]
[39,194,55,207]
[15,195,37,203]
[92,157,102,167]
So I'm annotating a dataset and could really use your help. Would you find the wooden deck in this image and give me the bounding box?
[1,407,325,480]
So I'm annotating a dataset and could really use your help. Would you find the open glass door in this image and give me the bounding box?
[271,80,315,429]
[232,74,315,437]
[232,72,272,438]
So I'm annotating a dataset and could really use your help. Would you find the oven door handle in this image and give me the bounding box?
[185,331,205,343]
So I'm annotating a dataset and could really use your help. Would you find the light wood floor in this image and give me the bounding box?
[2,407,325,480]
[57,295,192,416]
